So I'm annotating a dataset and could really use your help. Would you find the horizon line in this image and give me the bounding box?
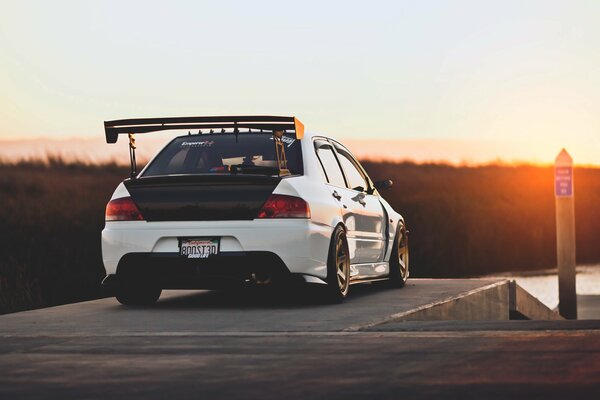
[0,136,598,168]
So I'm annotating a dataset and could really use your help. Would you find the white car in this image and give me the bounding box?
[101,116,409,304]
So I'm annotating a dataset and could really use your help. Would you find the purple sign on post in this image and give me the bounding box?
[555,166,573,197]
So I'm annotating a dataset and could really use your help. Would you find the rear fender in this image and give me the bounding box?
[110,182,131,200]
[274,177,343,229]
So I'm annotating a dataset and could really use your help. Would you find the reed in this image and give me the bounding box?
[1,159,599,313]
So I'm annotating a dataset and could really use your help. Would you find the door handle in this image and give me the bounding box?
[332,191,342,200]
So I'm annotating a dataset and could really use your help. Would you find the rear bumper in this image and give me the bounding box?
[102,251,327,290]
[102,219,333,281]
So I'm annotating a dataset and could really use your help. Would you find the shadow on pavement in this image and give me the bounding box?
[129,281,394,310]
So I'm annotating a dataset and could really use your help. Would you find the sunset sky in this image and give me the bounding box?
[1,0,599,165]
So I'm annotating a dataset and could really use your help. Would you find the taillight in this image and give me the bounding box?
[105,197,144,221]
[257,194,311,219]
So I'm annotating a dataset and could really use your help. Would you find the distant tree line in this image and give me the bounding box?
[1,159,599,313]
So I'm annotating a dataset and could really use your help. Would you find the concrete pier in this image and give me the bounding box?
[0,279,596,400]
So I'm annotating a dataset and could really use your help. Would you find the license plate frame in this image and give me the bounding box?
[178,237,220,259]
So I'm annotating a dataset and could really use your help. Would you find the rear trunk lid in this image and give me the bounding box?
[124,175,281,221]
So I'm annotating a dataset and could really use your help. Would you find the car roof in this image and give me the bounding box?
[303,131,343,144]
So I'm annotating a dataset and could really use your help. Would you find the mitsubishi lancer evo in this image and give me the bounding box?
[101,116,409,304]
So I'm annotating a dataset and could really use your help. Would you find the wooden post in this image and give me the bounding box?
[554,148,577,319]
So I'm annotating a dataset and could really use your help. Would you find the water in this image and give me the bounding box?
[490,265,600,310]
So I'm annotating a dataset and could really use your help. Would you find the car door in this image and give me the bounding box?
[314,140,360,266]
[331,141,386,267]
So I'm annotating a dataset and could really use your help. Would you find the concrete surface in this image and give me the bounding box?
[366,319,600,331]
[342,280,559,327]
[397,279,509,322]
[1,279,598,399]
[509,281,563,320]
[0,279,501,335]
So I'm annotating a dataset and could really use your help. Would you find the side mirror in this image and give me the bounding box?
[374,179,393,191]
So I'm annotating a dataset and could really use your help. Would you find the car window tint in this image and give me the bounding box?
[316,145,346,187]
[165,147,189,174]
[313,140,330,182]
[336,149,368,191]
[143,133,303,176]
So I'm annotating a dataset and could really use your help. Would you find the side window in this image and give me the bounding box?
[315,143,347,188]
[337,150,368,192]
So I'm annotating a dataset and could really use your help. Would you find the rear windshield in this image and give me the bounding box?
[142,133,303,177]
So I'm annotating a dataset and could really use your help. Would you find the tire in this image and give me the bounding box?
[324,225,350,303]
[116,282,162,306]
[388,223,409,288]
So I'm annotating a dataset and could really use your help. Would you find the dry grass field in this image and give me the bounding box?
[363,161,600,278]
[0,160,124,313]
[1,159,599,313]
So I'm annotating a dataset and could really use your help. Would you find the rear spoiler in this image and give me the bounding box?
[104,115,304,144]
[103,115,304,178]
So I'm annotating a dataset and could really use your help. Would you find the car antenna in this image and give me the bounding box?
[234,122,239,143]
[198,129,202,135]
[188,131,191,136]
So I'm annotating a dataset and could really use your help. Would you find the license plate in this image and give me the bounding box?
[179,238,220,259]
